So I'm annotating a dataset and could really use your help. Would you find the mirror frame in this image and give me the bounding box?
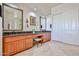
[2,3,23,31]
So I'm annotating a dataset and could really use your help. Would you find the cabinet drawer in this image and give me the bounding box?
[4,36,26,42]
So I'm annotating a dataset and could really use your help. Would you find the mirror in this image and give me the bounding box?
[3,4,23,31]
[40,16,46,31]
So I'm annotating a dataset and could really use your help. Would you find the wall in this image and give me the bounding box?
[14,5,40,31]
[23,11,40,31]
[0,3,2,56]
[51,4,79,45]
[4,4,53,32]
[46,15,52,31]
[0,17,2,56]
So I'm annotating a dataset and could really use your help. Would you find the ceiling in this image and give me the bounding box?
[11,3,61,16]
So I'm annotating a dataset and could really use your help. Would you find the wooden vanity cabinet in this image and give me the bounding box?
[3,32,51,56]
[3,36,33,56]
[42,33,51,43]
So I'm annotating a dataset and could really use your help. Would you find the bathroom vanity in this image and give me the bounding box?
[3,31,51,56]
[2,3,51,56]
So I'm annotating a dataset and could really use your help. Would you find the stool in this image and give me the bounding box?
[33,36,43,47]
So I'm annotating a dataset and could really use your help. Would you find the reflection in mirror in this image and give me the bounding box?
[3,4,23,31]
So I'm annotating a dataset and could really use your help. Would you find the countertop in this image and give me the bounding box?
[3,31,51,37]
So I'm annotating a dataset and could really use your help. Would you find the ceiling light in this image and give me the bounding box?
[34,8,37,11]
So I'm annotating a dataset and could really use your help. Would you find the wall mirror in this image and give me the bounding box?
[40,16,46,31]
[3,4,23,31]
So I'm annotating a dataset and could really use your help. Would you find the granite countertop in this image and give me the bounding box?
[3,31,51,37]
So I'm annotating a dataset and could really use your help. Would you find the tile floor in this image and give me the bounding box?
[15,40,79,56]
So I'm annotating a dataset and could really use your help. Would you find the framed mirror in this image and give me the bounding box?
[2,4,23,31]
[40,16,46,31]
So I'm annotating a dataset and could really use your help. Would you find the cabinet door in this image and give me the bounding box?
[25,38,33,49]
[16,40,23,52]
[42,33,51,43]
[42,34,47,42]
[4,42,13,56]
[46,33,51,41]
[11,41,18,54]
[21,39,26,50]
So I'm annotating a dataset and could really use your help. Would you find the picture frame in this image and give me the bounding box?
[30,16,36,26]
